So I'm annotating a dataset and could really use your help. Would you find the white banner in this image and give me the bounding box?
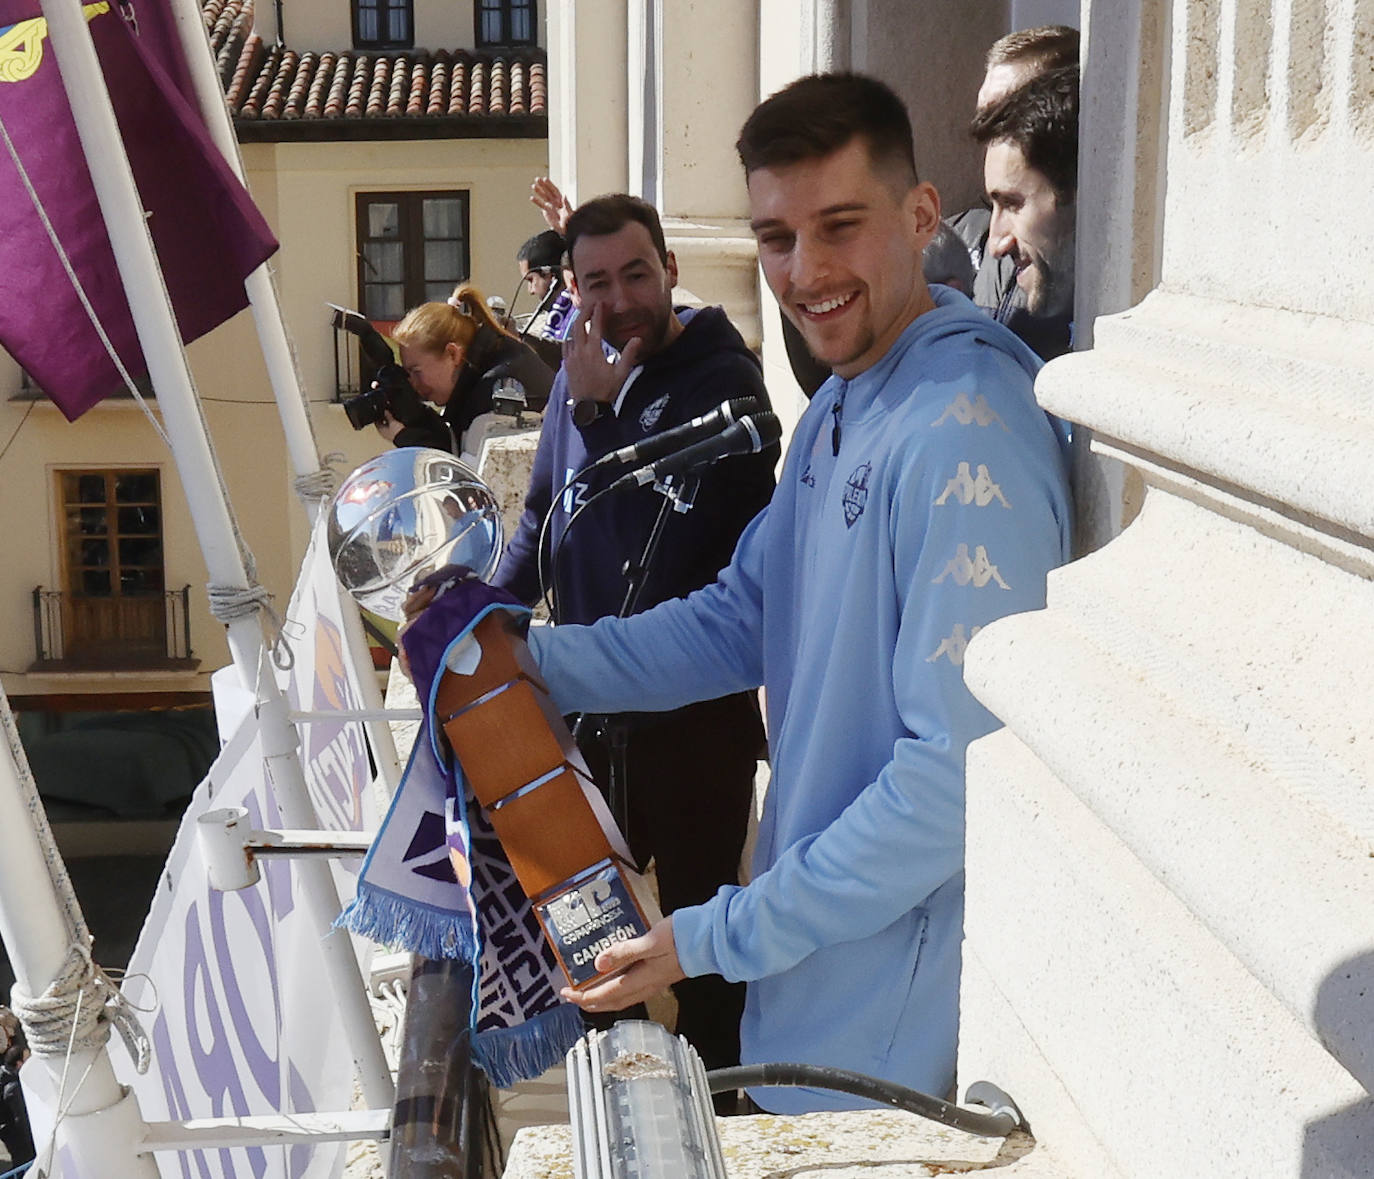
[113,520,384,1179]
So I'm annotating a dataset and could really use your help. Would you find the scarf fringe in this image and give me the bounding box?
[335,880,478,963]
[471,1002,585,1090]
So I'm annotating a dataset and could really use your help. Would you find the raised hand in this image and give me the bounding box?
[561,302,644,407]
[531,176,573,235]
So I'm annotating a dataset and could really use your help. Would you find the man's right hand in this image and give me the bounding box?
[562,303,644,408]
[531,176,573,235]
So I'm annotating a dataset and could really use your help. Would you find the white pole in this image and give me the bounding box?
[38,0,395,1110]
[0,701,159,1177]
[160,0,405,796]
[162,0,322,503]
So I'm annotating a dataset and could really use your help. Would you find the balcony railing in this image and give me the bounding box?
[31,585,196,670]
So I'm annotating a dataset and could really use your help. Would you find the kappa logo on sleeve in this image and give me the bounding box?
[931,392,1010,431]
[841,461,872,527]
[934,462,1011,508]
[926,622,983,666]
[933,543,1011,589]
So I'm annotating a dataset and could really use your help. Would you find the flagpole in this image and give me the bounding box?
[160,0,404,794]
[161,0,322,512]
[38,0,395,1113]
[0,694,160,1177]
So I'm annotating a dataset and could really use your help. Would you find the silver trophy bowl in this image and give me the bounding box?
[327,448,504,621]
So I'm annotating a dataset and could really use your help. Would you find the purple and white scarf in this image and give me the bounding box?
[336,573,582,1087]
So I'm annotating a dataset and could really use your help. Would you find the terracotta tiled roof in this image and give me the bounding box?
[202,0,547,137]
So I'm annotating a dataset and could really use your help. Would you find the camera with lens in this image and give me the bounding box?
[330,304,426,431]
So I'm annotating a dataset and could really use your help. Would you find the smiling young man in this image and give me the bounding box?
[492,194,774,1081]
[973,66,1079,322]
[491,75,1072,1112]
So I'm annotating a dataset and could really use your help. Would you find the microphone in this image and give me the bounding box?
[592,397,764,469]
[611,412,781,492]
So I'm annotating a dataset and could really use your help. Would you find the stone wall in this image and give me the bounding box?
[960,0,1374,1175]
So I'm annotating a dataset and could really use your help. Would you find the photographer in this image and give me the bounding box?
[376,284,554,455]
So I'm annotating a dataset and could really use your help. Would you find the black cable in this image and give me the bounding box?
[704,1063,1023,1138]
[536,458,599,621]
[546,482,618,622]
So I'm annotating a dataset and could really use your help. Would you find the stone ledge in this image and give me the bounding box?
[964,584,1374,1090]
[1037,289,1374,540]
[504,1109,1073,1177]
[962,726,1371,1177]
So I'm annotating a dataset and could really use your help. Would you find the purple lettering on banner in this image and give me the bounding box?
[208,883,282,1106]
[183,901,270,1179]
[152,1011,212,1179]
[299,610,371,832]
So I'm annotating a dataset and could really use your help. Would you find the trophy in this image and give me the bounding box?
[327,447,503,622]
[326,450,655,988]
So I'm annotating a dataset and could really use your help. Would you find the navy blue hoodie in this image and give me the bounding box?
[494,306,776,625]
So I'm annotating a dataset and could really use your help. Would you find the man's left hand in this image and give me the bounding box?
[559,917,686,1012]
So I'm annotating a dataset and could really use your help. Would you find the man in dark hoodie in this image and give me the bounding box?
[493,193,776,1079]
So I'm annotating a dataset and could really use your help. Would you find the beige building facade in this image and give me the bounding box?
[0,0,551,804]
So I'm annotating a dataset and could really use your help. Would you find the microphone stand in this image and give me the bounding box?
[574,471,702,859]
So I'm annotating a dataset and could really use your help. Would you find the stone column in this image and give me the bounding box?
[1070,0,1169,552]
[959,0,1374,1175]
[546,0,630,204]
[640,0,764,359]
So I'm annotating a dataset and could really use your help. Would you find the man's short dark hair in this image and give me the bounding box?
[517,229,565,271]
[565,194,668,271]
[971,66,1079,203]
[735,72,918,191]
[985,24,1079,72]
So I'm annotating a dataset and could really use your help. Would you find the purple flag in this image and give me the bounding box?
[0,0,278,420]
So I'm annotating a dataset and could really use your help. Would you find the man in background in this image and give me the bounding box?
[973,67,1079,326]
[493,194,776,1085]
[923,220,977,294]
[512,228,568,367]
[951,24,1079,358]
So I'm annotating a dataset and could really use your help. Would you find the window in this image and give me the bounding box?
[355,191,470,322]
[353,0,412,48]
[53,469,170,664]
[475,0,535,47]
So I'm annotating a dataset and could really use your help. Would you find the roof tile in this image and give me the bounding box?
[202,0,547,131]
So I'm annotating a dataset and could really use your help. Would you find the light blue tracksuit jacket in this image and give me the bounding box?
[528,287,1073,1112]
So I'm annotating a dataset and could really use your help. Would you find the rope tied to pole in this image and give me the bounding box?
[293,451,344,503]
[206,580,295,670]
[9,942,151,1075]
